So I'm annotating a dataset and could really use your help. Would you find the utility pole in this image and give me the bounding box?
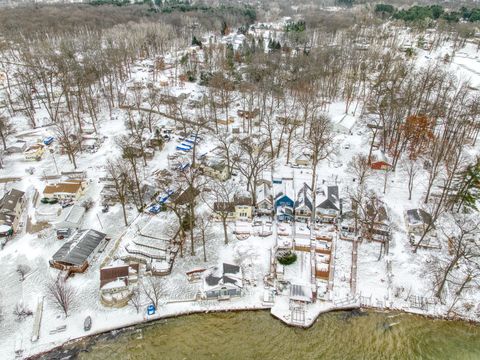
[96,213,104,229]
[50,149,59,175]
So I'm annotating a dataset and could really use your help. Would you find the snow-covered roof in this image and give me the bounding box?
[406,209,432,226]
[204,263,243,290]
[289,284,312,302]
[52,229,106,266]
[62,205,85,225]
[256,182,272,205]
[295,183,313,211]
[274,179,295,201]
[333,114,356,133]
[316,185,339,211]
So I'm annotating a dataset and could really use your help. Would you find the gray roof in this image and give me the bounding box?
[406,209,432,226]
[0,189,24,213]
[290,284,312,302]
[317,186,339,211]
[52,229,106,266]
[294,183,313,211]
[223,263,240,275]
[205,263,241,287]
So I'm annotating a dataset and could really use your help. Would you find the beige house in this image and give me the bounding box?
[0,189,25,233]
[43,180,86,201]
[234,196,253,220]
[24,144,45,161]
[213,196,253,221]
[199,158,230,181]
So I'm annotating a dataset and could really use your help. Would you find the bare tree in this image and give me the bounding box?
[0,112,13,150]
[302,113,334,222]
[105,159,130,226]
[129,288,142,314]
[206,179,236,245]
[402,159,421,201]
[142,277,163,309]
[116,136,144,209]
[433,215,480,300]
[235,137,274,206]
[196,212,212,262]
[348,154,372,186]
[16,264,30,282]
[55,116,80,169]
[46,276,77,317]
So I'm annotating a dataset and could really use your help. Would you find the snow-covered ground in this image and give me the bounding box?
[0,17,480,360]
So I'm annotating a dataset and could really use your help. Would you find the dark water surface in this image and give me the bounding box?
[64,310,480,360]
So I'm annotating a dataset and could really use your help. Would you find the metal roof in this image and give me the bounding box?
[290,284,313,302]
[52,229,106,266]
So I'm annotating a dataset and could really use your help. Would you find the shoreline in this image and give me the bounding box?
[26,303,480,359]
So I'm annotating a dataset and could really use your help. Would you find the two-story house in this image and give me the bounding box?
[0,189,25,233]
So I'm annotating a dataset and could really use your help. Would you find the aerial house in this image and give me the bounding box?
[50,229,107,273]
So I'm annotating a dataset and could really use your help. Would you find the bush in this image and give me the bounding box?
[277,251,297,266]
[375,4,395,15]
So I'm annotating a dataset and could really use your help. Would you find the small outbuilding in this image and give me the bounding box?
[370,151,392,170]
[56,205,86,230]
[405,209,432,236]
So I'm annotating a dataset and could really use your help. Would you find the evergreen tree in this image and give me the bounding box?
[192,36,202,48]
[452,158,480,212]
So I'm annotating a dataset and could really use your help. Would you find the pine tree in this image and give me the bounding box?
[452,158,480,212]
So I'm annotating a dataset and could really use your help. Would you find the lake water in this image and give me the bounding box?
[48,310,480,360]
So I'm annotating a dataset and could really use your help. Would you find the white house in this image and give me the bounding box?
[256,182,273,214]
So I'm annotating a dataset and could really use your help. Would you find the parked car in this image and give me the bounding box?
[43,136,54,145]
[148,204,162,214]
[102,205,109,213]
[60,200,74,208]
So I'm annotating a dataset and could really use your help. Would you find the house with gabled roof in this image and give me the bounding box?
[295,153,311,167]
[315,185,340,223]
[256,182,273,215]
[202,263,243,300]
[43,180,86,201]
[294,183,313,222]
[0,188,25,233]
[274,179,295,209]
[370,150,392,170]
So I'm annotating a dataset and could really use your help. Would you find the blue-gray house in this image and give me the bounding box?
[274,180,295,209]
